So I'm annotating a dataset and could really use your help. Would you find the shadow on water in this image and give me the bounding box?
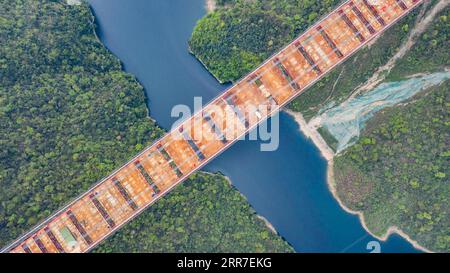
[88,0,420,253]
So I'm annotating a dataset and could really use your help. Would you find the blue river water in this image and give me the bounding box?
[88,0,420,253]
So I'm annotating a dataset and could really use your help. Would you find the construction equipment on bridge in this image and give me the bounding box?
[157,144,183,178]
[44,227,65,253]
[273,57,301,90]
[112,177,139,211]
[66,210,93,245]
[135,161,161,195]
[89,193,116,228]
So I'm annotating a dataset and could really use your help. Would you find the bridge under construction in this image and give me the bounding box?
[2,0,423,253]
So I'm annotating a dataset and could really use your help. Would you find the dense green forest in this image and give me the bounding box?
[95,172,292,252]
[334,81,449,252]
[0,0,163,244]
[0,0,292,252]
[333,5,449,252]
[189,0,449,252]
[189,0,341,83]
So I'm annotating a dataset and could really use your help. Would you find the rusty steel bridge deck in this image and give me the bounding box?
[3,0,423,253]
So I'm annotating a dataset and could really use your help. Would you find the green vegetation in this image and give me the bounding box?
[317,127,338,152]
[189,0,449,252]
[0,0,163,244]
[189,0,341,83]
[291,2,448,120]
[0,0,292,252]
[334,81,449,252]
[333,6,449,252]
[387,9,449,80]
[95,172,292,253]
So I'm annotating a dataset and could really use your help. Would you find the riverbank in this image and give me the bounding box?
[285,109,432,253]
[220,174,283,237]
[188,45,227,84]
[285,110,334,161]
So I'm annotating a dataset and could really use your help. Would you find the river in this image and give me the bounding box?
[88,0,420,253]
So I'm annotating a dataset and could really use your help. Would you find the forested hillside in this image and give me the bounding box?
[0,0,292,252]
[333,4,449,252]
[189,0,449,252]
[0,0,164,243]
[334,81,449,252]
